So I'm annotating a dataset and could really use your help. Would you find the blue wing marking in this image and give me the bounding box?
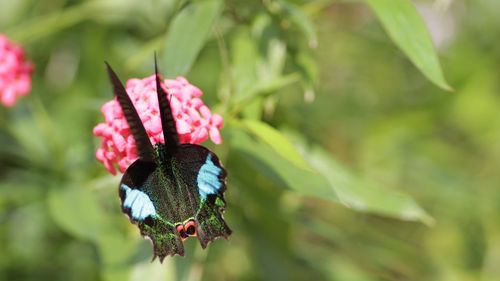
[120,184,157,221]
[197,154,223,199]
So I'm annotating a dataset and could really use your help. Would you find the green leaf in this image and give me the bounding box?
[48,185,108,242]
[251,15,287,83]
[240,119,312,172]
[296,51,318,102]
[125,35,166,71]
[364,0,452,91]
[307,145,433,225]
[279,0,318,48]
[48,184,140,281]
[228,15,298,107]
[6,1,139,43]
[229,128,336,201]
[129,257,174,281]
[256,37,287,83]
[163,0,223,77]
[281,129,433,224]
[96,233,137,281]
[231,28,259,96]
[233,73,300,104]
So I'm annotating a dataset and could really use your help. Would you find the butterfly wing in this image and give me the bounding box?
[171,144,232,248]
[154,56,179,154]
[106,62,185,259]
[119,160,185,259]
[105,63,155,162]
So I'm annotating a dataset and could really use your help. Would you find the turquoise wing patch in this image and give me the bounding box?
[196,154,223,199]
[121,184,157,221]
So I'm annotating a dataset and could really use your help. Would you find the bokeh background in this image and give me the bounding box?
[1,0,500,280]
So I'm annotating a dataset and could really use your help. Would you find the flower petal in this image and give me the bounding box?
[93,73,224,174]
[209,126,222,144]
[176,118,191,134]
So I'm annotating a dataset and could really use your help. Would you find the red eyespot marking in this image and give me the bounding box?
[176,224,188,241]
[184,220,197,236]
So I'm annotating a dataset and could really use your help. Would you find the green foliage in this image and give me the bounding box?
[163,0,223,77]
[1,0,499,280]
[364,0,452,91]
[239,119,312,171]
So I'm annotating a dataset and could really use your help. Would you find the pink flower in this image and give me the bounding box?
[93,75,223,175]
[0,34,33,107]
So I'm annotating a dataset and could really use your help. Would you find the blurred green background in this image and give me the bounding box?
[1,0,500,280]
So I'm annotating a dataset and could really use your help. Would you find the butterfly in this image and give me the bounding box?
[104,58,231,261]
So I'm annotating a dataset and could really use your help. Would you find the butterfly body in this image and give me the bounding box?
[105,60,231,261]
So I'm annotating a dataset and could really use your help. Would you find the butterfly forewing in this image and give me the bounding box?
[105,63,155,162]
[154,57,179,153]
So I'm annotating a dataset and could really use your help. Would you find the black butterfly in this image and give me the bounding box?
[105,58,231,261]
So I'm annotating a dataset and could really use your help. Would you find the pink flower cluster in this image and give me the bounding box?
[0,34,33,107]
[94,75,223,175]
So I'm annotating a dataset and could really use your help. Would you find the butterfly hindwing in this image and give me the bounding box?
[171,144,232,248]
